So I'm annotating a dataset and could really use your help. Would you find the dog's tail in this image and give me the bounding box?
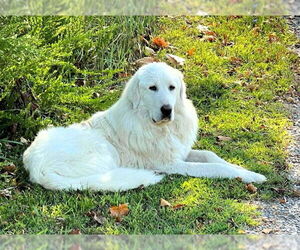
[29,168,164,192]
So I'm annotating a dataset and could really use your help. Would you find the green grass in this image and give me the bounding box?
[0,16,298,234]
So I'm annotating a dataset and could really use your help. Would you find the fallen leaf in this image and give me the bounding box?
[20,137,29,144]
[268,34,279,43]
[286,97,295,103]
[228,15,242,19]
[69,229,81,234]
[262,228,273,234]
[152,37,169,48]
[216,136,232,142]
[187,48,196,56]
[214,207,223,212]
[86,211,106,225]
[252,27,261,35]
[0,189,12,199]
[145,46,156,56]
[204,31,217,37]
[172,204,185,210]
[229,57,243,66]
[118,72,131,79]
[222,39,234,47]
[197,24,209,32]
[292,190,300,197]
[109,204,129,222]
[271,187,285,194]
[245,183,257,193]
[279,197,287,204]
[165,54,185,66]
[134,57,158,67]
[235,177,243,182]
[201,35,216,42]
[3,164,16,173]
[246,84,259,92]
[160,198,171,207]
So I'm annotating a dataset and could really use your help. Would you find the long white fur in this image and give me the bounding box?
[23,62,266,191]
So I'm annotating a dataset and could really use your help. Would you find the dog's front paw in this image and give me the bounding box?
[237,169,267,183]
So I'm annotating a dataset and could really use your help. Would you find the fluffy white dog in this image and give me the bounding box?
[23,62,266,191]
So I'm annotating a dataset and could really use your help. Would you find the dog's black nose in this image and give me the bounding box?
[161,105,172,118]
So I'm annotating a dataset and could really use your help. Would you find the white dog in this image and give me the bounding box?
[23,62,266,191]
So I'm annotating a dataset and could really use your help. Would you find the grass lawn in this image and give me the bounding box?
[0,16,298,234]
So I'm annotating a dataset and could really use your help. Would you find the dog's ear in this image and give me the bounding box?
[178,70,187,101]
[122,73,141,109]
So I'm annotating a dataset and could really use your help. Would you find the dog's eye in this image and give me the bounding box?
[149,86,157,91]
[169,85,175,91]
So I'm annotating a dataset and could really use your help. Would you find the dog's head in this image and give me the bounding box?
[123,62,186,125]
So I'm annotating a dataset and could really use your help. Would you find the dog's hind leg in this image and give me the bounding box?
[37,168,164,191]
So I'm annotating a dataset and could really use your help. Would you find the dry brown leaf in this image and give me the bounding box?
[152,37,169,48]
[3,164,16,173]
[229,57,243,65]
[0,189,12,199]
[246,84,259,92]
[252,27,261,35]
[262,228,273,234]
[204,31,217,37]
[160,198,171,207]
[286,97,295,103]
[279,197,287,204]
[268,34,279,43]
[165,54,185,66]
[245,183,257,193]
[86,211,106,225]
[201,35,216,42]
[69,229,81,235]
[292,190,300,197]
[235,177,243,182]
[216,136,232,142]
[118,72,131,78]
[172,204,185,210]
[109,203,129,222]
[187,48,196,56]
[134,57,158,67]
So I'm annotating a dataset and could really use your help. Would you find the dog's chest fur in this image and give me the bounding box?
[89,100,198,169]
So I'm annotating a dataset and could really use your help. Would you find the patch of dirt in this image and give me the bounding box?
[246,16,300,235]
[288,2,300,16]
